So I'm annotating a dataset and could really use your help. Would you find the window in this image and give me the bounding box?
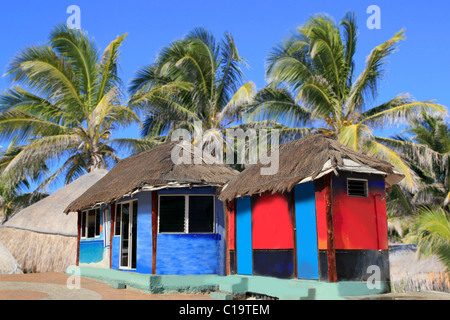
[115,204,122,236]
[347,178,368,197]
[158,195,214,234]
[81,208,101,238]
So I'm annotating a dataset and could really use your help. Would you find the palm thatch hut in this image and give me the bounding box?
[220,134,404,287]
[0,241,22,274]
[64,140,239,275]
[0,169,108,273]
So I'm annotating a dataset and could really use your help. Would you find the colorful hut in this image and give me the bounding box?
[64,141,239,275]
[219,134,404,284]
[0,170,107,273]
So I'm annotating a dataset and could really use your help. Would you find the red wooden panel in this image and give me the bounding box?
[332,174,387,250]
[375,195,388,250]
[251,192,293,250]
[315,174,388,251]
[314,178,328,250]
[227,200,236,250]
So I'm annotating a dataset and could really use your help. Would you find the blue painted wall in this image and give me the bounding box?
[236,196,253,275]
[156,234,220,275]
[136,192,152,273]
[109,187,226,275]
[294,182,319,280]
[111,236,120,270]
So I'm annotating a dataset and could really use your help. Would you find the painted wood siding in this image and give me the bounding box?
[236,196,252,275]
[315,173,388,251]
[251,192,293,250]
[294,182,319,280]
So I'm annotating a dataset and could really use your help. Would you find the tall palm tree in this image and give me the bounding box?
[0,24,146,189]
[128,27,256,149]
[250,12,447,190]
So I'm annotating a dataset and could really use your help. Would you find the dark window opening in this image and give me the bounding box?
[159,196,185,233]
[158,195,215,233]
[189,196,214,233]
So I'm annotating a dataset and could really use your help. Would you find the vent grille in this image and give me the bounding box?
[347,179,368,197]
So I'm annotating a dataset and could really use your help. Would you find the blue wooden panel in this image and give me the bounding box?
[295,182,319,280]
[136,191,152,274]
[111,236,120,270]
[156,234,219,275]
[236,196,252,275]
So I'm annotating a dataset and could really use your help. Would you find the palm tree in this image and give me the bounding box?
[415,206,450,269]
[0,140,47,222]
[128,27,256,151]
[0,24,146,189]
[249,12,447,190]
[385,114,450,210]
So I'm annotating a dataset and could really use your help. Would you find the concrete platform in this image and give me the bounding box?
[72,266,390,300]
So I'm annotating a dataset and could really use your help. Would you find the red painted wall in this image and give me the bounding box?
[251,192,294,250]
[315,173,388,250]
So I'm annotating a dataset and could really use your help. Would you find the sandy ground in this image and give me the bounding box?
[0,272,213,300]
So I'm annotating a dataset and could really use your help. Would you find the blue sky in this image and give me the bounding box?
[1,0,449,190]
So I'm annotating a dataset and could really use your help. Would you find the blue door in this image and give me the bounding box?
[236,196,252,275]
[294,182,319,279]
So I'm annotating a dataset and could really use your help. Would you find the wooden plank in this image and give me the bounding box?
[225,200,231,275]
[233,199,237,274]
[110,202,115,269]
[324,174,337,283]
[236,196,252,275]
[251,192,293,250]
[76,211,81,266]
[288,190,298,279]
[151,191,158,274]
[294,182,319,280]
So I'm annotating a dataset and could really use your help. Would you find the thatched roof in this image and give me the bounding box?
[1,169,108,236]
[65,140,240,213]
[220,134,404,201]
[0,170,107,273]
[0,241,22,274]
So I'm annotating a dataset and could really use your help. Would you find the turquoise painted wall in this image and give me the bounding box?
[79,205,107,264]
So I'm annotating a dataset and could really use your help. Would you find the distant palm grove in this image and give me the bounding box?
[0,12,449,268]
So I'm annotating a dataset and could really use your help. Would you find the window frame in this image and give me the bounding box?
[81,208,101,239]
[346,178,369,198]
[116,200,138,270]
[157,194,215,234]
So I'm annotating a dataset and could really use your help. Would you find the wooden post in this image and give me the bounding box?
[76,211,81,266]
[110,202,116,269]
[151,191,158,274]
[225,199,237,275]
[288,191,298,279]
[324,173,337,283]
[225,201,230,276]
